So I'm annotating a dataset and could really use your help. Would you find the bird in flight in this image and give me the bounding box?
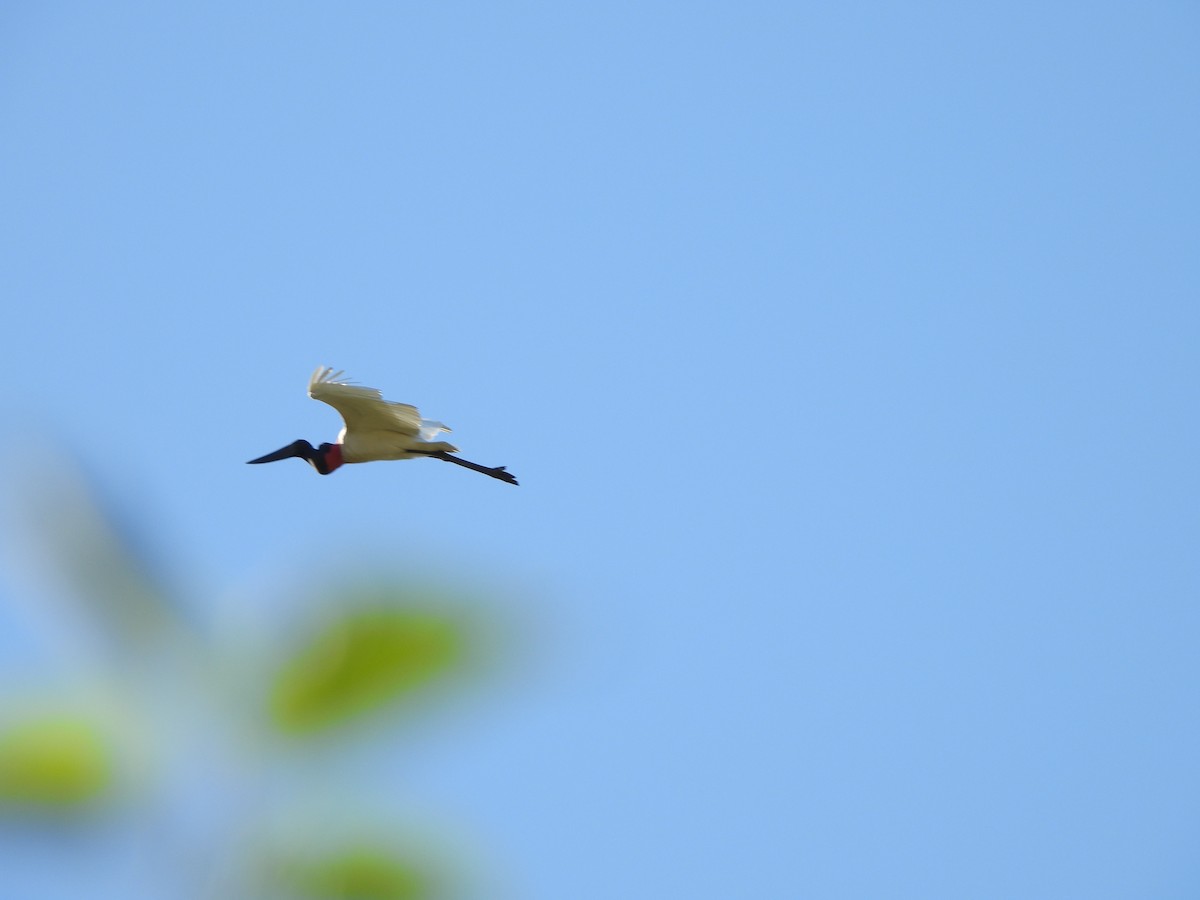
[247,366,518,485]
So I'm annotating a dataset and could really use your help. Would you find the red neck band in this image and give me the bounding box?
[325,443,344,473]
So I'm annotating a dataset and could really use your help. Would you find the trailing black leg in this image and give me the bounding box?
[416,449,519,485]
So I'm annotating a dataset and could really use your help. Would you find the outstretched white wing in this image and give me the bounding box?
[308,366,450,438]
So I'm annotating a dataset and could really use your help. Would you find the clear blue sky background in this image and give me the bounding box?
[2,3,1199,898]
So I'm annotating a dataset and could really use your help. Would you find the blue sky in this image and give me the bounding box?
[2,3,1199,898]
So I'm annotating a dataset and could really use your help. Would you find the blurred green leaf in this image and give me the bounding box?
[278,846,433,899]
[23,457,186,655]
[0,716,111,808]
[271,607,465,734]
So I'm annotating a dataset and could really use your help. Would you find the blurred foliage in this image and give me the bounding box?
[1,453,511,896]
[25,462,183,656]
[271,607,465,735]
[279,846,434,900]
[0,716,111,809]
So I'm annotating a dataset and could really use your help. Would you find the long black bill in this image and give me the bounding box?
[247,439,315,465]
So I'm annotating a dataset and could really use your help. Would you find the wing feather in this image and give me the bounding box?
[308,366,442,437]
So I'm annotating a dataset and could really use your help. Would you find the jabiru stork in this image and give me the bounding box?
[248,366,518,485]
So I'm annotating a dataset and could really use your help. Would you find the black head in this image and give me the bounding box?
[246,439,340,475]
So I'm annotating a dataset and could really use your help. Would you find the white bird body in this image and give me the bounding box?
[247,366,519,484]
[308,367,457,462]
